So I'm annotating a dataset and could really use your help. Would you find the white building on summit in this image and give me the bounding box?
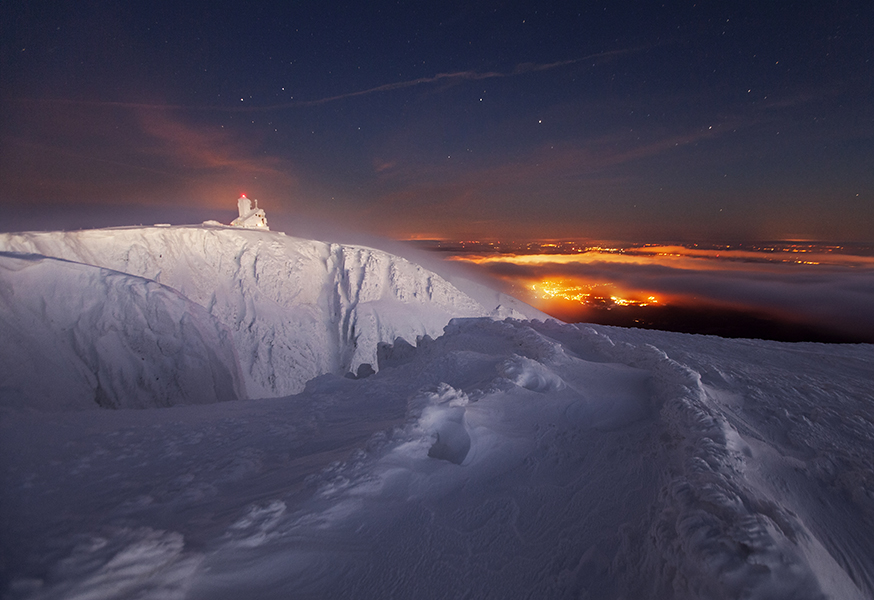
[231,195,269,229]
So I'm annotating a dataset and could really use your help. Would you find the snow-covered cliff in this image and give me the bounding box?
[0,252,244,411]
[0,225,533,402]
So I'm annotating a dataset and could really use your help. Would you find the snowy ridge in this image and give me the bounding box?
[593,335,824,597]
[0,226,527,401]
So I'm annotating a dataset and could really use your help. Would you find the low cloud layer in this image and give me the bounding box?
[457,249,874,342]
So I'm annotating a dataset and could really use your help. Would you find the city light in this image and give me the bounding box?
[530,279,659,308]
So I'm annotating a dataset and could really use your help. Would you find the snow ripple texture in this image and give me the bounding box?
[0,226,513,402]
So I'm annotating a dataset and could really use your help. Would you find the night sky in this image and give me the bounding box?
[2,1,873,241]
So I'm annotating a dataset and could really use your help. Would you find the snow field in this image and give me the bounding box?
[3,317,871,598]
[1,227,872,599]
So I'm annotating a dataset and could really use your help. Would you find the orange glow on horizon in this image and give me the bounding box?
[446,244,874,271]
[425,240,874,327]
[406,238,874,342]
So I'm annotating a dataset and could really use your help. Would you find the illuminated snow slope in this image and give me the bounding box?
[1,227,873,600]
[0,225,534,400]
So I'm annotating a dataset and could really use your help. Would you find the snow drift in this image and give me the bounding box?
[0,252,243,411]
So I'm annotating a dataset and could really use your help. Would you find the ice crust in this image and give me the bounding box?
[1,226,873,599]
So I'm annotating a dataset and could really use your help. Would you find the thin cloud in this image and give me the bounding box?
[10,48,642,113]
[0,97,297,208]
[369,126,728,215]
[2,136,185,179]
[295,47,641,107]
[137,111,284,176]
[132,110,299,205]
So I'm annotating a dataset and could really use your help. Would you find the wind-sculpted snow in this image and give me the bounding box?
[0,252,243,411]
[2,317,872,599]
[0,226,527,398]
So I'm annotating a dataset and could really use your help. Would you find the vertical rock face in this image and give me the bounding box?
[0,226,521,401]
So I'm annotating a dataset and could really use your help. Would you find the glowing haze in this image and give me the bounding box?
[423,240,874,343]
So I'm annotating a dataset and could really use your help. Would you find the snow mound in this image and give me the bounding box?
[0,226,529,399]
[0,252,244,411]
[1,318,873,598]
